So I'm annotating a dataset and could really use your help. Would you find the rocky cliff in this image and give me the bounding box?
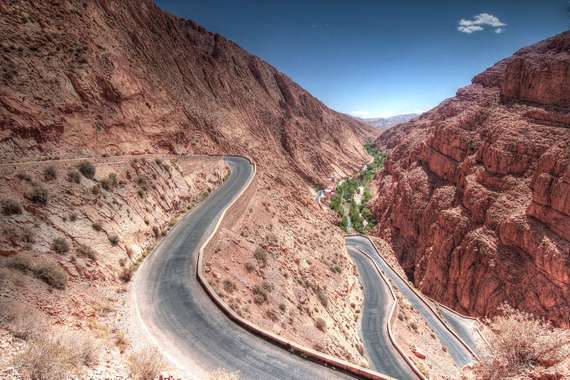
[372,31,570,327]
[0,0,375,184]
[0,0,376,369]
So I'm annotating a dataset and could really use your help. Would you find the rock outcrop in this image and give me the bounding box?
[0,0,377,366]
[372,31,570,327]
[0,0,375,184]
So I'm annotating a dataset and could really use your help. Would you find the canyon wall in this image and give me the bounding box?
[0,0,375,184]
[0,0,377,366]
[372,31,570,327]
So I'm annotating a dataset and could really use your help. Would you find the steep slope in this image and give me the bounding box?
[371,31,570,327]
[0,0,379,374]
[0,0,375,183]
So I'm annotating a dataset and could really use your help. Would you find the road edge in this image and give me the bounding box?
[349,244,427,380]
[353,235,480,361]
[195,156,395,380]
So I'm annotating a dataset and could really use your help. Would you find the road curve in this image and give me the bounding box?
[347,246,419,379]
[346,236,475,367]
[437,306,482,356]
[132,157,355,380]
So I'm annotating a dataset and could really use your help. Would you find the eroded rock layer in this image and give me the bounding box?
[372,31,570,327]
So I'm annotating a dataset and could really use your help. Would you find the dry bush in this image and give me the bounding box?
[25,186,48,204]
[127,347,166,380]
[67,170,81,184]
[77,244,97,261]
[78,160,96,179]
[4,254,67,289]
[119,266,134,283]
[0,300,45,340]
[14,330,99,380]
[208,368,241,380]
[1,198,22,215]
[315,317,327,332]
[474,304,570,379]
[43,165,57,181]
[52,237,70,254]
[254,247,268,266]
[113,330,129,353]
[35,258,67,289]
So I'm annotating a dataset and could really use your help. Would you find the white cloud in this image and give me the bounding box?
[458,25,484,34]
[458,13,506,34]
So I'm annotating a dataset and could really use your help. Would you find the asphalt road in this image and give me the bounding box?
[133,157,355,380]
[347,246,419,379]
[346,236,475,368]
[438,306,482,356]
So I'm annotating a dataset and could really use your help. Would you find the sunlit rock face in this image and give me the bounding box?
[371,31,570,327]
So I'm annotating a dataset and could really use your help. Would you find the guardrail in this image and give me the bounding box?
[195,156,395,380]
[352,246,427,380]
[351,235,480,361]
[431,301,490,349]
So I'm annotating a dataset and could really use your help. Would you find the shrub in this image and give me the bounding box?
[316,288,328,308]
[52,237,70,254]
[25,186,48,204]
[16,172,32,181]
[254,247,268,266]
[223,279,236,293]
[43,165,57,181]
[20,227,34,245]
[1,199,22,215]
[67,170,81,184]
[78,160,95,179]
[119,267,133,283]
[91,184,101,195]
[279,303,286,312]
[5,254,68,289]
[14,330,98,380]
[77,244,97,261]
[108,234,120,246]
[315,317,327,332]
[474,304,570,379]
[261,280,273,293]
[127,347,166,380]
[92,222,103,231]
[245,262,255,273]
[113,330,129,353]
[0,300,45,340]
[15,336,76,379]
[35,260,67,289]
[252,285,268,304]
[101,173,118,191]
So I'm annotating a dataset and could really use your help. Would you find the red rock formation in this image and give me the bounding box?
[372,31,570,327]
[0,0,376,185]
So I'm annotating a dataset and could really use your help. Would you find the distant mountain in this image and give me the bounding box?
[361,114,418,130]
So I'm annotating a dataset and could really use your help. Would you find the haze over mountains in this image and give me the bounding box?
[360,114,418,130]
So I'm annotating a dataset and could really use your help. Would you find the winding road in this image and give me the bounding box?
[347,246,418,379]
[346,236,476,367]
[132,155,478,380]
[132,157,355,380]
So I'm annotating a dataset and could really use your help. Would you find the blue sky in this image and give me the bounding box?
[156,0,568,118]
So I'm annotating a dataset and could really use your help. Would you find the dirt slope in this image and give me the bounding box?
[371,31,570,327]
[0,0,375,183]
[0,0,377,373]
